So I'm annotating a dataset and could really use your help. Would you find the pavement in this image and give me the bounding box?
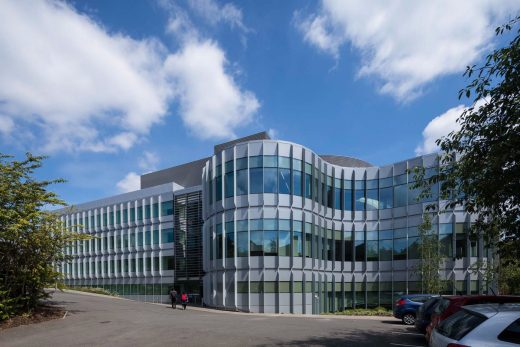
[0,291,427,347]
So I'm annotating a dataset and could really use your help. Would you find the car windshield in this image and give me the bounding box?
[436,309,487,341]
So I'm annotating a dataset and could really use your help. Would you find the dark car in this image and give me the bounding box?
[393,294,436,325]
[414,296,441,333]
[425,295,520,341]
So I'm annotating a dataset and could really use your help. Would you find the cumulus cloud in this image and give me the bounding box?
[165,40,260,139]
[139,151,160,173]
[296,0,518,101]
[0,116,15,136]
[0,0,259,153]
[116,172,141,193]
[188,0,248,33]
[415,99,487,155]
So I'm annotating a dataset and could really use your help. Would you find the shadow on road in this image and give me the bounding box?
[255,328,426,347]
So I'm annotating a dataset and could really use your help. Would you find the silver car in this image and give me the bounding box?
[430,303,520,347]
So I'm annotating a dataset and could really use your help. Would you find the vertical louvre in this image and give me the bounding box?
[174,191,204,281]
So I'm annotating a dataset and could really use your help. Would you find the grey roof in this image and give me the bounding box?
[214,131,270,154]
[140,157,210,189]
[319,154,373,167]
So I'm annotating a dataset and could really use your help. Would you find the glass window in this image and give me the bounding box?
[367,240,378,261]
[394,184,407,207]
[440,233,453,258]
[225,160,233,173]
[278,168,291,194]
[366,189,378,210]
[379,176,393,188]
[304,166,312,199]
[237,231,248,257]
[344,232,353,261]
[408,237,420,259]
[236,157,247,170]
[161,228,174,243]
[394,174,407,185]
[278,156,291,169]
[393,238,407,260]
[437,310,486,341]
[293,227,303,257]
[236,169,248,196]
[279,230,290,256]
[250,168,263,194]
[293,169,302,196]
[152,203,158,219]
[216,176,222,201]
[379,239,392,261]
[264,230,278,256]
[216,224,223,259]
[305,223,312,258]
[343,188,353,211]
[498,318,520,344]
[137,232,143,247]
[355,240,365,261]
[249,156,263,168]
[263,155,277,167]
[250,230,263,256]
[153,229,159,245]
[250,281,264,293]
[456,233,467,258]
[161,200,173,216]
[162,256,174,270]
[225,172,234,198]
[264,168,278,193]
[226,222,234,258]
[145,229,151,246]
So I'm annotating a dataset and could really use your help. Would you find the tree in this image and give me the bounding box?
[0,153,85,320]
[412,16,520,259]
[415,213,446,294]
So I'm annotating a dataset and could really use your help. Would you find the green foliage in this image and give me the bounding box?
[415,214,445,294]
[499,258,520,295]
[411,16,520,258]
[332,306,392,316]
[0,153,88,320]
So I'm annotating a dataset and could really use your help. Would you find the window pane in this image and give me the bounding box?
[393,238,407,260]
[305,173,312,199]
[367,240,378,261]
[226,231,234,258]
[216,176,222,201]
[366,189,378,210]
[236,169,248,196]
[440,234,453,257]
[279,230,291,256]
[355,241,365,261]
[249,156,262,168]
[379,239,392,261]
[278,156,291,169]
[278,168,291,194]
[237,231,248,257]
[264,168,278,193]
[263,230,278,256]
[250,168,263,194]
[225,172,234,198]
[250,230,263,256]
[408,237,420,259]
[293,231,303,257]
[394,184,407,207]
[236,157,247,170]
[344,189,353,211]
[293,170,302,196]
[263,155,277,167]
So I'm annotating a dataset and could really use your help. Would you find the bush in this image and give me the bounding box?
[332,306,392,316]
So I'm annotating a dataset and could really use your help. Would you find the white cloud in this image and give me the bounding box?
[0,0,171,153]
[296,0,519,101]
[188,0,248,33]
[0,115,15,135]
[164,40,260,139]
[0,0,259,153]
[116,172,141,193]
[415,105,465,155]
[415,99,487,155]
[139,151,160,172]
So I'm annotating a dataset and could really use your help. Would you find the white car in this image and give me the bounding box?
[430,303,520,347]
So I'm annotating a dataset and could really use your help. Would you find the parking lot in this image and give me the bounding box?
[0,291,426,347]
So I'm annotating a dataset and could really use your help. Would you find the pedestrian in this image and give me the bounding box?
[181,292,188,310]
[169,288,177,309]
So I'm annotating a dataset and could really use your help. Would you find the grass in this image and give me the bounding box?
[330,306,393,316]
[64,286,118,297]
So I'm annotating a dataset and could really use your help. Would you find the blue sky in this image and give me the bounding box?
[0,0,518,205]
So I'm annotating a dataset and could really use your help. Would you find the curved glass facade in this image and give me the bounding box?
[202,140,483,314]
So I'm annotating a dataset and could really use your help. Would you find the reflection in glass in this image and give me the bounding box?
[263,168,278,193]
[278,168,291,194]
[393,238,407,260]
[279,230,291,256]
[236,170,248,195]
[250,230,263,256]
[263,230,278,256]
[250,168,263,194]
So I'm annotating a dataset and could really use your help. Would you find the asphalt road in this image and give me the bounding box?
[0,291,427,347]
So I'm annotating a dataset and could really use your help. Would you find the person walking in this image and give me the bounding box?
[169,288,177,309]
[181,292,188,310]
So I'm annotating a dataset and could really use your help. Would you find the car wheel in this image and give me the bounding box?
[402,313,415,325]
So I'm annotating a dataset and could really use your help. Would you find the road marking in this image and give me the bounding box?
[391,331,423,336]
[62,311,68,319]
[390,343,425,347]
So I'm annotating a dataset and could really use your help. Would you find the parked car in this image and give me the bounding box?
[430,303,520,347]
[426,295,520,341]
[415,296,442,333]
[393,294,436,325]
